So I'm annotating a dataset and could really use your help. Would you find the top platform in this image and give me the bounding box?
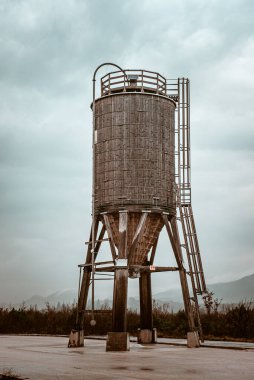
[101,69,168,97]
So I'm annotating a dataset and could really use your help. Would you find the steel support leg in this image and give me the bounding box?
[138,270,155,343]
[163,214,197,339]
[112,268,128,332]
[139,271,153,330]
[106,211,129,351]
[68,218,101,347]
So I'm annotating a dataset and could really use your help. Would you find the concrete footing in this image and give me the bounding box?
[187,331,200,348]
[137,328,157,344]
[106,332,130,351]
[68,329,84,347]
[152,328,158,342]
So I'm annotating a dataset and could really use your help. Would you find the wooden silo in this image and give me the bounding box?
[94,92,176,266]
[68,66,207,351]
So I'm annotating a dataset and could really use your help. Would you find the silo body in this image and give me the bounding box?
[94,92,176,265]
[70,68,207,350]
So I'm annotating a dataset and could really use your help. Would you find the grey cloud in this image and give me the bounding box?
[0,0,254,302]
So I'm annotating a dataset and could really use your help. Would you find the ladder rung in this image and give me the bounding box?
[187,272,199,277]
[85,238,110,245]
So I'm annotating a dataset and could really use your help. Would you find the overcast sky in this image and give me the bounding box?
[0,0,254,303]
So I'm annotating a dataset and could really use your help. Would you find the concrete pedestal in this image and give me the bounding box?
[137,328,157,344]
[106,332,130,351]
[187,331,200,348]
[153,327,158,342]
[68,329,84,347]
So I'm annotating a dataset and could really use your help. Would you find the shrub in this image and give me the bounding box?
[0,301,253,340]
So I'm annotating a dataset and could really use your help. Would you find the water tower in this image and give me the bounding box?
[68,63,207,351]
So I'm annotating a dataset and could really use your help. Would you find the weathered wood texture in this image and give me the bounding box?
[112,268,128,332]
[94,93,176,214]
[163,214,195,331]
[77,218,101,330]
[139,271,153,330]
[100,212,164,265]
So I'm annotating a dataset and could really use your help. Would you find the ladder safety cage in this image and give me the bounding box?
[167,77,207,339]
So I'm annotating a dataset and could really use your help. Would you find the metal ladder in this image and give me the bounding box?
[167,78,207,339]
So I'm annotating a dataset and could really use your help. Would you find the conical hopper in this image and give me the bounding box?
[101,212,164,265]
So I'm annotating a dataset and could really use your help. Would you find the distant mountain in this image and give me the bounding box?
[208,273,254,303]
[154,273,254,304]
[153,288,182,303]
[22,292,182,312]
[24,289,77,309]
[4,273,253,310]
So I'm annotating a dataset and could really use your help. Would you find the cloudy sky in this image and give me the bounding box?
[1,0,254,303]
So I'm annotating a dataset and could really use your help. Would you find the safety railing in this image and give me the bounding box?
[101,69,167,96]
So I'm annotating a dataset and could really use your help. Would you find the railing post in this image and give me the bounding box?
[108,73,111,94]
[123,72,126,92]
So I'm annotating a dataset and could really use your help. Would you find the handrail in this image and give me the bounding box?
[101,69,167,96]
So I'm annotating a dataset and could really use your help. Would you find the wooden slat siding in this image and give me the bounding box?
[94,93,175,215]
[107,212,119,248]
[132,215,152,265]
[149,237,158,265]
[147,215,163,252]
[129,213,164,266]
[95,91,175,267]
[103,214,117,260]
[128,212,148,262]
[104,212,164,266]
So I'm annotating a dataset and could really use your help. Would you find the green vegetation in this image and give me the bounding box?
[0,301,253,341]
